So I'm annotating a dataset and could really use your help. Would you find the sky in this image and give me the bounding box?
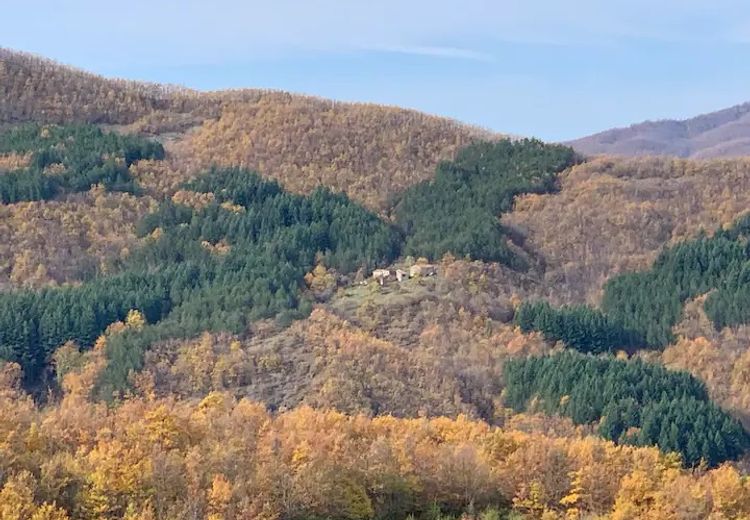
[3,0,750,141]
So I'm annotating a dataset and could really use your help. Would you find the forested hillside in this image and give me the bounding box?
[5,48,750,519]
[1,48,491,212]
[504,156,750,303]
[173,93,488,211]
[0,123,164,202]
[504,351,748,467]
[0,164,402,391]
[5,376,750,520]
[516,212,750,353]
[395,140,578,265]
[0,48,200,126]
[0,135,573,398]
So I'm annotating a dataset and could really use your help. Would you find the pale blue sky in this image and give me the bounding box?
[4,0,750,141]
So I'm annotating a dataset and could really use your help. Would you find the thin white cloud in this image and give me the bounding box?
[365,44,494,62]
[6,0,750,67]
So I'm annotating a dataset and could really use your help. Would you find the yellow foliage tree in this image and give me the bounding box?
[125,310,146,331]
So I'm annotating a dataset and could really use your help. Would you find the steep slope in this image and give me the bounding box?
[0,188,155,289]
[139,259,550,420]
[0,48,497,291]
[172,94,488,211]
[1,48,491,212]
[6,49,750,507]
[0,48,203,127]
[656,297,750,428]
[568,102,750,158]
[504,156,750,303]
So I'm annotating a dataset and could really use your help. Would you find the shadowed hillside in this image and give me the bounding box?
[568,102,750,158]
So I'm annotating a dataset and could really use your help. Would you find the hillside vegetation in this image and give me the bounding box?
[395,139,578,266]
[5,48,750,519]
[1,48,491,213]
[0,137,574,397]
[1,167,400,390]
[656,298,750,429]
[505,156,750,303]
[0,48,197,126]
[173,93,487,211]
[0,123,164,202]
[4,376,750,520]
[0,189,154,289]
[504,351,748,467]
[515,212,750,356]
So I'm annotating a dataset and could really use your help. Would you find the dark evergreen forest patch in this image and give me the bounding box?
[0,124,164,202]
[504,351,749,467]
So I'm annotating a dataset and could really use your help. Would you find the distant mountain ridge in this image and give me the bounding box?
[568,101,750,158]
